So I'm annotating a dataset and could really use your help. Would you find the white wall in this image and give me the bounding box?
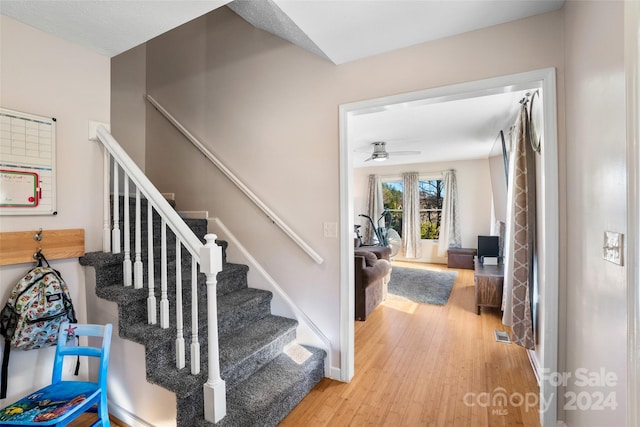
[0,16,110,403]
[133,7,564,372]
[353,158,493,264]
[562,1,628,425]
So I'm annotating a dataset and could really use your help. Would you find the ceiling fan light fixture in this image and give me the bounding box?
[371,141,388,161]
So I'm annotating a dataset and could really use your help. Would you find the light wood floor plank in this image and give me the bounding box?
[282,261,541,427]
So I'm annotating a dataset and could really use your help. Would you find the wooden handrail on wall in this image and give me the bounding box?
[145,94,324,265]
[0,228,85,266]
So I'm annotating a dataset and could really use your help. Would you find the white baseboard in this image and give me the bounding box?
[109,402,154,427]
[329,367,342,381]
[527,348,541,385]
[178,210,209,220]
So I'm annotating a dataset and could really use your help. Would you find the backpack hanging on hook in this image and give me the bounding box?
[0,253,78,399]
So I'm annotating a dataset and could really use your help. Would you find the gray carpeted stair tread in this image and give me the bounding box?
[120,319,177,348]
[219,316,297,367]
[80,251,124,268]
[211,346,326,427]
[119,287,273,348]
[218,316,298,388]
[145,315,299,397]
[147,365,207,399]
[81,251,244,296]
[95,284,147,303]
[217,288,271,323]
[217,291,272,339]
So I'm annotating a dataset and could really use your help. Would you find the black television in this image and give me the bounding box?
[477,235,500,262]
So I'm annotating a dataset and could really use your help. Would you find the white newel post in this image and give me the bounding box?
[200,234,226,423]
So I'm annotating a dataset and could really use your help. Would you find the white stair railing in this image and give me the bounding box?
[94,125,226,423]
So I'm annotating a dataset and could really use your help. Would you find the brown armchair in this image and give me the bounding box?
[354,246,391,320]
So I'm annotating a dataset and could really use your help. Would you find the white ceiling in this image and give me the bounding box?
[0,0,563,167]
[350,89,532,168]
[0,1,234,57]
[267,0,564,65]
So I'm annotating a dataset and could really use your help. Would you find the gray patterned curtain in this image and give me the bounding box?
[437,170,461,256]
[503,104,536,350]
[365,175,383,245]
[402,172,421,258]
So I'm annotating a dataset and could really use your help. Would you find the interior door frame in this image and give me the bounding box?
[625,2,640,426]
[338,67,559,427]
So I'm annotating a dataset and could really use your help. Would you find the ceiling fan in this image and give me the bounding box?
[363,141,420,162]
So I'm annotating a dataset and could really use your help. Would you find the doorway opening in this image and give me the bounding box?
[339,68,559,427]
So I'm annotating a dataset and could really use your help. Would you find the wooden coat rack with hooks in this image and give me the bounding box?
[0,228,84,266]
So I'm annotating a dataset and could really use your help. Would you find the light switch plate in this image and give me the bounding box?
[603,231,623,265]
[323,222,338,238]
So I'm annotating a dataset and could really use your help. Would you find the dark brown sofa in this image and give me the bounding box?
[354,246,391,321]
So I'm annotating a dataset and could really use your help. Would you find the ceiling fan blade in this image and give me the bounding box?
[355,146,374,153]
[389,150,421,156]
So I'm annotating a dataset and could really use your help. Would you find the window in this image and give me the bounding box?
[382,179,444,240]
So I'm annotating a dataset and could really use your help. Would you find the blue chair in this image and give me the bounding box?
[0,322,112,426]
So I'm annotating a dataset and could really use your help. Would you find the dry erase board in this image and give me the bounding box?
[0,108,56,215]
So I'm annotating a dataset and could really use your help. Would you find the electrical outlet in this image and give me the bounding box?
[323,222,338,238]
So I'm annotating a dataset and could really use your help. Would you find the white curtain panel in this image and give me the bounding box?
[365,175,384,245]
[502,127,518,325]
[402,172,421,258]
[437,170,461,256]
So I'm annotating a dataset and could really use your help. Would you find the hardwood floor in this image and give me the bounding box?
[68,413,127,427]
[280,261,541,427]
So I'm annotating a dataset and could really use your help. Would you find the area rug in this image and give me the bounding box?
[388,267,458,305]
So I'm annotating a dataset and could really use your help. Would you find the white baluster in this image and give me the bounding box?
[112,162,120,254]
[147,202,157,325]
[160,220,169,329]
[102,150,111,253]
[123,176,132,287]
[201,234,226,423]
[191,257,200,375]
[175,239,185,369]
[134,188,143,288]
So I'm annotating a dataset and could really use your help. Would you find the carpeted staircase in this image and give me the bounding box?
[80,198,325,426]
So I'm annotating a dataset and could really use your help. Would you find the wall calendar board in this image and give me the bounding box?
[0,108,56,215]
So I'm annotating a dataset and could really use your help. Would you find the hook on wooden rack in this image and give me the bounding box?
[34,228,43,242]
[33,247,43,260]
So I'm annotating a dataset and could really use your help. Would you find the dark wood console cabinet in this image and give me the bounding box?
[474,260,504,315]
[447,248,477,269]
